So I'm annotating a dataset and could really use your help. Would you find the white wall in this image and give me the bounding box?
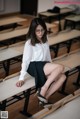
[38,0,69,13]
[0,0,80,15]
[0,0,20,15]
[38,0,80,13]
[38,0,54,13]
[0,0,4,11]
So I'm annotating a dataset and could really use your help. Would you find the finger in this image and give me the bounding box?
[16,82,19,87]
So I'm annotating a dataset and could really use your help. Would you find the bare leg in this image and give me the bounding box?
[40,63,64,97]
[45,74,66,99]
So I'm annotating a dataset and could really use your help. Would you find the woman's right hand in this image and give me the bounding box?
[16,80,24,87]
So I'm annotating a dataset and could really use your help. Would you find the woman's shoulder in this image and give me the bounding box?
[44,41,49,46]
[25,39,31,46]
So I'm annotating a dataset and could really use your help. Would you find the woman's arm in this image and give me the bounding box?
[19,40,32,81]
[16,40,32,87]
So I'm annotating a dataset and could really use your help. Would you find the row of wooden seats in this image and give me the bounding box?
[0,29,80,78]
[0,51,80,112]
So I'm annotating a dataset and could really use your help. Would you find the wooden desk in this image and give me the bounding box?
[65,15,80,22]
[48,29,80,57]
[39,7,73,31]
[48,30,80,46]
[0,74,35,102]
[64,15,80,29]
[54,51,80,94]
[54,51,80,69]
[39,7,73,22]
[0,16,27,26]
[0,43,24,76]
[60,7,73,14]
[0,73,35,116]
[0,16,27,31]
[39,11,57,17]
[0,27,28,41]
[0,45,23,62]
[39,8,73,17]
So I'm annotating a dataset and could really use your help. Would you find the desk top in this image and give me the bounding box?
[0,16,27,26]
[65,15,80,22]
[39,7,73,17]
[54,51,80,69]
[0,27,28,41]
[60,7,73,14]
[42,96,80,119]
[0,74,35,102]
[48,29,80,46]
[39,11,57,17]
[0,43,24,62]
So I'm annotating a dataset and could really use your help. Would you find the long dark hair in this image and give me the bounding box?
[26,17,47,46]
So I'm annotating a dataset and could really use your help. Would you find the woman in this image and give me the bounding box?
[16,17,66,108]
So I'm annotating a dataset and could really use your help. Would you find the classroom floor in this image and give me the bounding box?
[0,14,80,119]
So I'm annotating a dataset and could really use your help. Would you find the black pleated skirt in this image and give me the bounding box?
[27,61,48,89]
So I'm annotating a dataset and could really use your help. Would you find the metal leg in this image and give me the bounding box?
[0,100,7,111]
[54,44,59,58]
[2,60,10,76]
[67,40,72,53]
[73,66,80,87]
[20,89,32,117]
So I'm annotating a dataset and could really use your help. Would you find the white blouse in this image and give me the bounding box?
[19,39,52,80]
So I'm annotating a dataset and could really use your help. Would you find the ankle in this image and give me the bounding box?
[40,86,48,97]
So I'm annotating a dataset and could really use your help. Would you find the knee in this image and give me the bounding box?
[61,74,66,82]
[58,64,64,73]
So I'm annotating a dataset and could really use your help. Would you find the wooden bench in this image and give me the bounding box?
[0,51,80,116]
[39,7,73,22]
[0,62,69,115]
[54,51,80,94]
[39,7,73,31]
[0,72,35,116]
[0,16,27,31]
[0,42,24,76]
[64,15,80,29]
[0,27,28,42]
[48,29,80,58]
[0,16,27,26]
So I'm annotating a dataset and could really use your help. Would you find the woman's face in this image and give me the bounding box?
[35,25,45,41]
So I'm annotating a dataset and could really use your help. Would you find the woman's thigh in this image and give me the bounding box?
[43,63,63,76]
